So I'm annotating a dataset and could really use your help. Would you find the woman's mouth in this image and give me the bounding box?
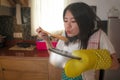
[66,31,71,34]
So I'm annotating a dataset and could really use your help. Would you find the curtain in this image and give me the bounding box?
[30,0,69,35]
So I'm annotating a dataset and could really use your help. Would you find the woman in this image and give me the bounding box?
[36,2,119,80]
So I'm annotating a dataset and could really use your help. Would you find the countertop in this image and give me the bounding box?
[0,40,49,57]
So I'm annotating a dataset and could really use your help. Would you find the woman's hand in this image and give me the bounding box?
[36,27,53,49]
[36,27,49,40]
[110,54,120,70]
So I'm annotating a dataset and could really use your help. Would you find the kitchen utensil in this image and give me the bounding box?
[39,27,68,42]
[49,48,81,60]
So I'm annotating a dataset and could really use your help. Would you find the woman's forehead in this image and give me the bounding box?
[64,10,74,18]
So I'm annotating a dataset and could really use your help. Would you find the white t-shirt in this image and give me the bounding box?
[49,30,115,80]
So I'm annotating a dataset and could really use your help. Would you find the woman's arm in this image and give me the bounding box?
[99,31,120,70]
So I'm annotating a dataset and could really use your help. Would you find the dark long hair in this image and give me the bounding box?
[63,2,102,49]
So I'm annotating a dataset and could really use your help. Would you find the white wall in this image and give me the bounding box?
[97,0,120,20]
[69,0,120,20]
[69,0,96,5]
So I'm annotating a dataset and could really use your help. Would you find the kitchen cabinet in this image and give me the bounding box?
[0,57,49,80]
[0,56,62,80]
[0,64,3,80]
[0,41,62,80]
[49,64,62,80]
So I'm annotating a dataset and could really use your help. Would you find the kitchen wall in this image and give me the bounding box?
[0,4,15,40]
[0,16,14,40]
[0,0,12,7]
[0,5,36,41]
[0,6,13,15]
[69,0,120,20]
[0,0,119,40]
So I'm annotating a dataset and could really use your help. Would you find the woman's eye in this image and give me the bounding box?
[71,20,76,23]
[64,20,68,22]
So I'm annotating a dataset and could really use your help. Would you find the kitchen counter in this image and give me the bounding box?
[0,40,62,80]
[0,40,49,57]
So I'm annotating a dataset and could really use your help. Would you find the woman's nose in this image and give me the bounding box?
[66,22,71,28]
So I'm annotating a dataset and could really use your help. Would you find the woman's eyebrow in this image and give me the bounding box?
[64,17,75,19]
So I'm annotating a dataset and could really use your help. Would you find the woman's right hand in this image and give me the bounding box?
[36,27,49,40]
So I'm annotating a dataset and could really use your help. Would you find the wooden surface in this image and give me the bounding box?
[0,56,62,80]
[0,46,49,57]
[0,57,49,80]
[0,40,62,80]
[48,63,62,80]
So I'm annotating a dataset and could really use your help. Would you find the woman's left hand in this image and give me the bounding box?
[110,54,120,69]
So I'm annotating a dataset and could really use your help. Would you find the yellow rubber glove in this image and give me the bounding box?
[64,49,112,78]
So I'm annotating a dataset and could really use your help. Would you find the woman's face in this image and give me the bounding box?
[64,10,79,37]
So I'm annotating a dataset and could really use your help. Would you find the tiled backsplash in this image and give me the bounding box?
[0,16,14,40]
[0,7,36,41]
[0,6,14,16]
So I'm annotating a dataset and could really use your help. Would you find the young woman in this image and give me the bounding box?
[36,2,119,80]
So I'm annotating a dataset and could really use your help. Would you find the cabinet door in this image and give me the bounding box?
[0,57,48,80]
[0,65,4,80]
[3,71,48,80]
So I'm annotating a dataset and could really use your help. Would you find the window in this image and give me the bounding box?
[30,0,69,35]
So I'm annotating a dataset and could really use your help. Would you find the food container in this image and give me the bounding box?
[36,41,57,50]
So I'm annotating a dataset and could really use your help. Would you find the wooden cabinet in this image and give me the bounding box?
[48,63,62,80]
[0,57,49,80]
[0,64,3,80]
[0,56,62,80]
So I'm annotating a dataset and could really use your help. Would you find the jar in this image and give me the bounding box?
[108,7,119,18]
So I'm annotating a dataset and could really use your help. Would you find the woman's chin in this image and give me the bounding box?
[67,34,74,37]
